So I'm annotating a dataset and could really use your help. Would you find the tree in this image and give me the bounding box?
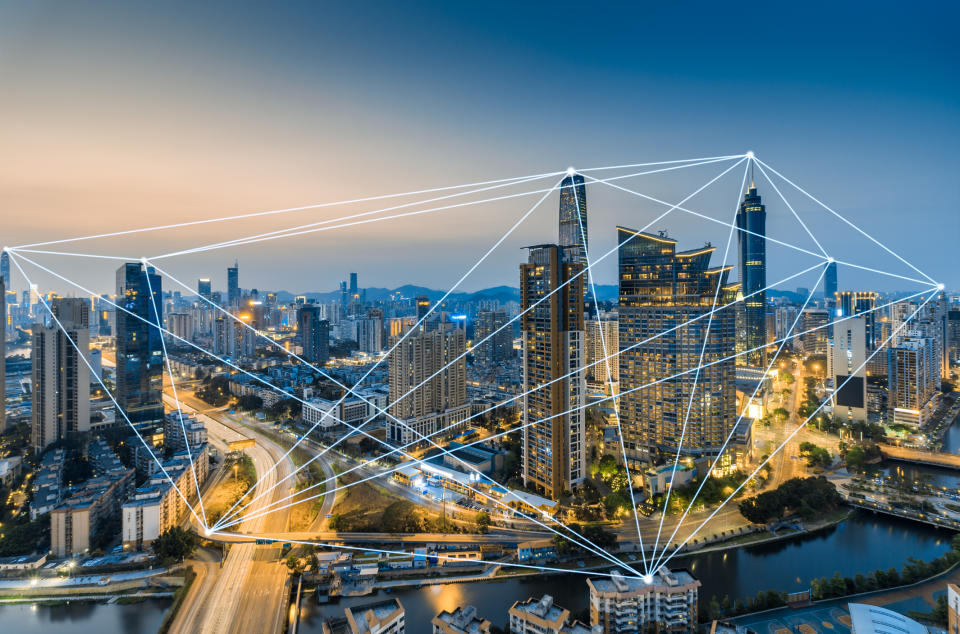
[151,526,199,563]
[475,511,491,534]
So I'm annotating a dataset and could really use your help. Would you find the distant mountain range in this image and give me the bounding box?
[274,285,815,306]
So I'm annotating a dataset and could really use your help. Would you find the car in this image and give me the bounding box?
[326,514,333,519]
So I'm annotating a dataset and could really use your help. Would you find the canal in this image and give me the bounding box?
[0,597,172,634]
[299,511,953,631]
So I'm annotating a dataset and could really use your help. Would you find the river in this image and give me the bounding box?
[0,597,172,634]
[298,511,953,631]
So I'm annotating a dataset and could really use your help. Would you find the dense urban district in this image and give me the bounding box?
[1,171,959,634]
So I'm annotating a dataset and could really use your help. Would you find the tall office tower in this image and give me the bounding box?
[0,250,9,289]
[197,278,212,301]
[32,298,91,450]
[415,295,431,324]
[349,272,358,298]
[0,277,5,433]
[948,309,960,366]
[618,228,737,466]
[227,261,239,308]
[799,308,830,354]
[339,280,348,309]
[519,244,586,499]
[836,291,879,350]
[824,261,838,306]
[585,317,619,392]
[735,185,767,366]
[888,330,940,427]
[387,326,468,446]
[298,304,329,364]
[116,262,164,437]
[473,310,512,365]
[558,173,590,317]
[827,316,868,422]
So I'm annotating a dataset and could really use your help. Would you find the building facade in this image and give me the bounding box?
[735,185,767,367]
[116,262,164,437]
[588,570,700,633]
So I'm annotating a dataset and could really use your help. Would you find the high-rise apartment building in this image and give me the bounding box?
[827,316,868,422]
[585,317,619,392]
[735,185,767,366]
[520,244,586,499]
[32,298,91,450]
[473,310,512,365]
[0,250,9,289]
[298,304,330,364]
[799,308,830,355]
[888,330,940,427]
[116,262,164,437]
[618,228,737,466]
[227,261,239,308]
[387,326,468,446]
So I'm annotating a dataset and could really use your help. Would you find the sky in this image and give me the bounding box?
[1,1,957,297]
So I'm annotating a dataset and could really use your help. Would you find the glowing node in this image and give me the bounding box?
[1,246,7,252]
[937,283,945,290]
[566,166,576,177]
[827,256,835,263]
[140,256,148,264]
[746,151,755,159]
[203,527,212,537]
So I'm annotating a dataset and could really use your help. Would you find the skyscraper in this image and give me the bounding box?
[473,310,512,365]
[387,326,468,446]
[827,316,868,423]
[0,277,5,433]
[298,304,330,365]
[736,185,767,366]
[824,261,838,305]
[618,228,737,466]
[116,262,164,437]
[349,272,358,298]
[888,331,940,427]
[32,298,91,450]
[339,280,348,309]
[227,261,239,308]
[0,249,9,289]
[197,278,212,301]
[519,244,586,499]
[558,173,591,316]
[415,295,431,324]
[585,317,619,392]
[836,291,879,350]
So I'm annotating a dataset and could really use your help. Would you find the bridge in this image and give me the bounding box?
[842,494,960,531]
[879,444,960,470]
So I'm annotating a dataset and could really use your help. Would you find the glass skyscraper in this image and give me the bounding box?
[227,261,239,308]
[736,185,767,366]
[618,228,738,466]
[116,262,164,437]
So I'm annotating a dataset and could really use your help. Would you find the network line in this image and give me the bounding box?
[569,171,649,574]
[753,160,828,259]
[11,250,642,576]
[144,263,208,528]
[203,176,567,527]
[6,251,207,530]
[755,157,939,287]
[653,289,940,572]
[11,153,742,251]
[220,262,828,526]
[221,283,930,531]
[651,263,828,565]
[151,156,742,260]
[216,158,752,523]
[650,158,749,562]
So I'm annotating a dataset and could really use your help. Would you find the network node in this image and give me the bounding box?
[641,573,654,584]
[566,166,576,177]
[938,283,945,290]
[140,256,148,264]
[1,246,7,252]
[827,256,835,263]
[746,151,755,159]
[204,527,212,537]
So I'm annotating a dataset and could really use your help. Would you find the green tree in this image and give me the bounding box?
[151,526,199,563]
[474,511,491,534]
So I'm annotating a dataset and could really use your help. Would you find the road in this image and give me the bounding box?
[163,389,295,634]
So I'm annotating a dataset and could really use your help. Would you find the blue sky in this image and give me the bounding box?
[1,1,957,294]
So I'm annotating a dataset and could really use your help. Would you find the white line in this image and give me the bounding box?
[753,160,829,258]
[655,289,939,571]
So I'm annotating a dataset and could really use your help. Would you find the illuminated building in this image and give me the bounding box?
[824,261,838,306]
[0,276,4,433]
[116,263,164,437]
[197,277,211,301]
[519,244,586,499]
[617,228,737,466]
[735,185,767,366]
[227,260,239,308]
[387,326,468,446]
[799,308,830,355]
[836,291,879,350]
[509,594,593,633]
[474,309,511,365]
[888,330,940,427]
[827,316,868,422]
[433,605,492,633]
[585,316,619,393]
[298,303,330,364]
[588,569,700,633]
[416,295,431,324]
[32,298,91,450]
[558,173,590,315]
